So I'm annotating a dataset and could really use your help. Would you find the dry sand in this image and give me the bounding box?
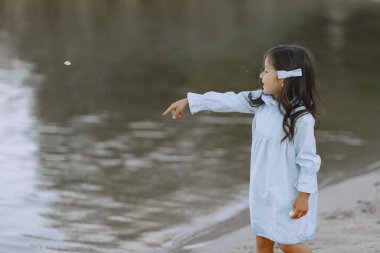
[181,168,380,253]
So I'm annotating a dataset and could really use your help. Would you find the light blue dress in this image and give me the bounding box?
[186,88,321,244]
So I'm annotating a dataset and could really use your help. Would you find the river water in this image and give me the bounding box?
[0,0,379,252]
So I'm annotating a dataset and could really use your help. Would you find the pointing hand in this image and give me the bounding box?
[162,98,188,119]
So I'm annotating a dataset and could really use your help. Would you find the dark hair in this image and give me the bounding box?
[248,44,324,143]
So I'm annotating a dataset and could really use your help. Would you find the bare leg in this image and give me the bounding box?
[277,242,313,253]
[256,235,275,253]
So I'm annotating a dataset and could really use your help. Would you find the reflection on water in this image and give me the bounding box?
[0,59,71,252]
[0,0,379,252]
[29,110,253,252]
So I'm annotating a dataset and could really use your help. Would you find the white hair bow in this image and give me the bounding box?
[277,68,302,79]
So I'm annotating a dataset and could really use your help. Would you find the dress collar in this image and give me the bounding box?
[259,90,302,107]
[261,92,279,106]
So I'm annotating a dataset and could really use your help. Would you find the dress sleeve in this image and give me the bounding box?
[293,116,322,194]
[186,90,260,115]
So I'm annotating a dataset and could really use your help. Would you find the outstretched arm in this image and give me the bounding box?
[187,90,260,115]
[162,89,262,120]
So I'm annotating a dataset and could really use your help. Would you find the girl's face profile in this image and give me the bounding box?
[259,56,283,97]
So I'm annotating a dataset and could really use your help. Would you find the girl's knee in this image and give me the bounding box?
[256,235,275,248]
[277,242,301,252]
[277,243,290,252]
[277,242,312,253]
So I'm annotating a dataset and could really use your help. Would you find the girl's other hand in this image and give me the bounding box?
[162,98,188,119]
[290,192,310,219]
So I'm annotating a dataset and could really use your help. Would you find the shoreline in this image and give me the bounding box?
[175,168,380,253]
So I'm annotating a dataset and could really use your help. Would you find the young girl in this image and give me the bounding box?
[162,44,322,253]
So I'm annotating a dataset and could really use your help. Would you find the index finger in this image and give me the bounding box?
[162,105,173,116]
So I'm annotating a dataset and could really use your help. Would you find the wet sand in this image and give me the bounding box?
[179,168,380,253]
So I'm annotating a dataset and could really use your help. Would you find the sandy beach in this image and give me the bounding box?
[178,168,380,253]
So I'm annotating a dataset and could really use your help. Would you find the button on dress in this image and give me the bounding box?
[186,88,321,244]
